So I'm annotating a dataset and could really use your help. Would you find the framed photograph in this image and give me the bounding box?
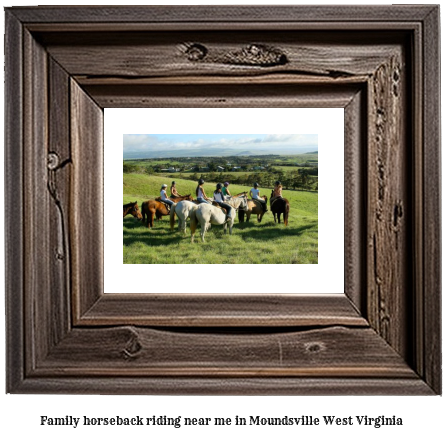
[110,107,343,294]
[5,5,441,394]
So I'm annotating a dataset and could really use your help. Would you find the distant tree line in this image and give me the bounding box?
[124,157,318,191]
[178,168,317,192]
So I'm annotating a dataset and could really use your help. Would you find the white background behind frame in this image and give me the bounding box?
[105,108,344,294]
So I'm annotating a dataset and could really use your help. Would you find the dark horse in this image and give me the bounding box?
[123,201,142,220]
[141,195,193,228]
[270,190,290,226]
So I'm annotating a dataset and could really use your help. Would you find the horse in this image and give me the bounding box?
[142,194,193,228]
[190,195,248,242]
[170,193,193,201]
[270,189,290,226]
[170,200,198,234]
[193,197,213,204]
[223,191,248,201]
[141,200,169,228]
[123,201,142,220]
[238,195,268,223]
[155,194,193,203]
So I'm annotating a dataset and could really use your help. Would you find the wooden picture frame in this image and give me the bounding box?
[5,5,441,394]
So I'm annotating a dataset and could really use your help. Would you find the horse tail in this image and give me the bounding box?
[169,203,176,230]
[189,206,198,241]
[284,201,290,226]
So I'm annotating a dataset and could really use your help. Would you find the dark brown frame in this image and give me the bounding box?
[5,6,441,394]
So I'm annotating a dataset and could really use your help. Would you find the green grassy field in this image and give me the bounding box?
[124,174,318,264]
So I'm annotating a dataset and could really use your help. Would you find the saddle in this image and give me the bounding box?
[252,199,267,212]
[270,196,283,208]
[156,197,171,212]
[212,202,227,215]
[212,202,231,223]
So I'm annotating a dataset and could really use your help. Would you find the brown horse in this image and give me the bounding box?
[141,200,169,228]
[123,201,142,220]
[270,190,290,226]
[170,193,194,201]
[142,195,193,228]
[238,195,268,223]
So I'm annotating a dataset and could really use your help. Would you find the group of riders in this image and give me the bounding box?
[159,178,284,220]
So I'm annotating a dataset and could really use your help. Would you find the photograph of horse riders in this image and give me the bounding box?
[123,134,318,264]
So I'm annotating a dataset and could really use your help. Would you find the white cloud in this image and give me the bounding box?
[123,133,318,156]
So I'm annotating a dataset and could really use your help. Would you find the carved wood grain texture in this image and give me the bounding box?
[80,294,367,327]
[70,81,104,320]
[40,32,400,80]
[23,30,50,372]
[48,58,72,346]
[422,7,441,393]
[5,10,24,392]
[14,377,434,396]
[344,90,366,313]
[82,83,361,109]
[367,52,409,359]
[9,5,437,24]
[38,326,415,377]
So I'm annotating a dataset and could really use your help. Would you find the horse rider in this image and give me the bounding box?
[270,180,283,205]
[249,182,267,212]
[222,181,232,197]
[196,178,211,204]
[160,183,175,210]
[213,183,233,220]
[170,181,183,198]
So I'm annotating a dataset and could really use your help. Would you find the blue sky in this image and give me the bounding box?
[123,134,318,157]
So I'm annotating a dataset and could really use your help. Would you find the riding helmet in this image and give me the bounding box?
[224,182,230,186]
[254,182,259,188]
[198,178,205,185]
[275,180,281,186]
[161,184,167,188]
[172,181,176,185]
[216,183,222,190]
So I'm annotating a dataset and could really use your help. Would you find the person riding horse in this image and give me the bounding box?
[249,182,267,213]
[160,183,175,211]
[196,178,211,204]
[222,181,232,197]
[213,183,233,221]
[270,180,283,206]
[170,181,182,198]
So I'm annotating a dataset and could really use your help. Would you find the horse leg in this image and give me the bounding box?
[277,212,281,224]
[182,212,188,234]
[190,211,197,243]
[200,224,207,242]
[149,208,156,228]
[246,212,250,222]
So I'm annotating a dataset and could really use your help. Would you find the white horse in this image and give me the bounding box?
[190,195,248,242]
[170,200,198,234]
